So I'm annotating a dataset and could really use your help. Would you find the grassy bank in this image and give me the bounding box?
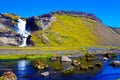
[0,53,57,60]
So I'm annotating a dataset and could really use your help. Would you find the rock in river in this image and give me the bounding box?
[110,61,120,67]
[61,56,72,62]
[41,71,50,77]
[0,71,17,80]
[34,61,49,70]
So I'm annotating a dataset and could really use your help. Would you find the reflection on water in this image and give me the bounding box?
[94,56,120,80]
[0,55,120,80]
[17,60,29,70]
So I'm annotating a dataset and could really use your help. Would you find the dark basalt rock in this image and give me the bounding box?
[26,16,40,31]
[26,13,54,31]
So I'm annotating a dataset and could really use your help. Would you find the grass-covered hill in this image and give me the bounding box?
[0,11,120,47]
[31,11,120,47]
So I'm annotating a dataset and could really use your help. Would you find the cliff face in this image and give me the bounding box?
[0,11,120,47]
[0,13,19,46]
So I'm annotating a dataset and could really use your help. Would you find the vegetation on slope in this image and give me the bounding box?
[2,13,20,24]
[31,14,99,47]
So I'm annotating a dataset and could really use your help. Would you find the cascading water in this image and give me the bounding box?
[17,19,30,47]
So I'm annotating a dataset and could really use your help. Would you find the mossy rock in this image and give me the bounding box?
[54,67,62,71]
[61,66,74,75]
[95,62,103,67]
[88,65,94,70]
[41,34,50,44]
[0,71,17,80]
[85,53,95,61]
[85,53,95,58]
[80,65,88,71]
[86,58,94,61]
[34,61,49,70]
[104,53,116,58]
[35,21,41,28]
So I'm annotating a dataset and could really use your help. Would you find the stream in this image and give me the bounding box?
[0,54,120,80]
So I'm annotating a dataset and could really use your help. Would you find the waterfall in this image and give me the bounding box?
[17,19,30,47]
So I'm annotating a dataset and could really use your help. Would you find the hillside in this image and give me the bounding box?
[0,11,120,47]
[31,11,120,47]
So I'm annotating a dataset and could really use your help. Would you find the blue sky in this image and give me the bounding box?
[0,0,120,27]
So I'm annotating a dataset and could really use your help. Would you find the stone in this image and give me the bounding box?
[41,34,50,44]
[41,72,49,77]
[80,65,88,71]
[110,61,120,67]
[72,60,81,66]
[88,65,94,70]
[103,57,108,60]
[104,53,116,59]
[34,61,49,70]
[62,65,74,75]
[61,56,72,62]
[0,71,17,80]
[95,62,103,67]
[85,53,95,61]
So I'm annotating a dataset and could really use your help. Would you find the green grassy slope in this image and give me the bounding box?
[31,14,120,47]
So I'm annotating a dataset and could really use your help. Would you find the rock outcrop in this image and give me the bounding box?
[51,10,102,23]
[26,13,56,31]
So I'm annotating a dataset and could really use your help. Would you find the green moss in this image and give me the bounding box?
[2,14,19,20]
[35,21,41,28]
[80,65,89,71]
[85,53,95,61]
[2,14,20,24]
[95,62,103,67]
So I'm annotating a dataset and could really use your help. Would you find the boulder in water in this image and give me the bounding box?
[34,61,49,70]
[61,56,72,62]
[41,71,49,77]
[104,52,116,59]
[72,60,81,66]
[110,61,120,67]
[61,65,74,75]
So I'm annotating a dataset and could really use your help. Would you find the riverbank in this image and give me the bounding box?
[0,46,120,59]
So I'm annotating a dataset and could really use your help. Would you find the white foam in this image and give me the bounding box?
[17,19,30,47]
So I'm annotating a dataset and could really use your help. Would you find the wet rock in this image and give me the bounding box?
[41,71,49,77]
[103,57,108,60]
[0,71,17,80]
[61,65,74,75]
[110,61,120,67]
[85,53,95,61]
[61,56,72,62]
[95,62,103,67]
[34,61,49,70]
[88,65,94,70]
[80,65,88,71]
[104,52,116,59]
[72,60,81,66]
